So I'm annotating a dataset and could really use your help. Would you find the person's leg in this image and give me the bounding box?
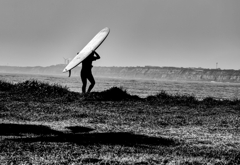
[81,70,87,94]
[86,71,95,93]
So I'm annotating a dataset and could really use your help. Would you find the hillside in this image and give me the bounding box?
[1,64,240,83]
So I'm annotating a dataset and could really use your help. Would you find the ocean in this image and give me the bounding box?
[1,73,240,100]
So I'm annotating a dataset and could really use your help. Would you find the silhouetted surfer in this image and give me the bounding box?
[78,51,100,93]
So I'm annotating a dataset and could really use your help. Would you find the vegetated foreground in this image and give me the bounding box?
[0,80,240,164]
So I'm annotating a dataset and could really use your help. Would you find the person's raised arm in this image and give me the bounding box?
[93,51,100,60]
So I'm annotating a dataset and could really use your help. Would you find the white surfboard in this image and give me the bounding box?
[63,27,110,77]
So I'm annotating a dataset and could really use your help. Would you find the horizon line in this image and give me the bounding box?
[0,64,239,71]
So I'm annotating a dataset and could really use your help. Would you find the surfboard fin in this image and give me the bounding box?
[68,70,71,77]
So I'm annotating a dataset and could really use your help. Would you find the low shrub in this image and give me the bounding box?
[146,90,240,107]
[146,90,198,106]
[13,80,70,98]
[83,87,140,101]
[0,80,14,91]
[0,80,79,102]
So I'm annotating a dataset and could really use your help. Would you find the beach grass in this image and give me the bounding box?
[1,80,240,164]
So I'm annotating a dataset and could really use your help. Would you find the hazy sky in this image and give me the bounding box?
[0,0,240,69]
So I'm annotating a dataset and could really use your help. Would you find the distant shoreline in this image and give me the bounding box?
[1,72,240,86]
[1,64,240,83]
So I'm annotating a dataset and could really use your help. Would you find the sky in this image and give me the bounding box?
[0,0,240,70]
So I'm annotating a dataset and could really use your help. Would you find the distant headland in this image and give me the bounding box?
[1,64,240,83]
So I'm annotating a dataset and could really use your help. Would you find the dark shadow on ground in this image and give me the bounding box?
[66,126,94,133]
[0,123,63,136]
[1,123,179,147]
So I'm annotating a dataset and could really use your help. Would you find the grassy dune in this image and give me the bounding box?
[1,80,240,164]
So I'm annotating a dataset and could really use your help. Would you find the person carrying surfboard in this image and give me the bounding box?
[62,27,109,93]
[79,51,100,94]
